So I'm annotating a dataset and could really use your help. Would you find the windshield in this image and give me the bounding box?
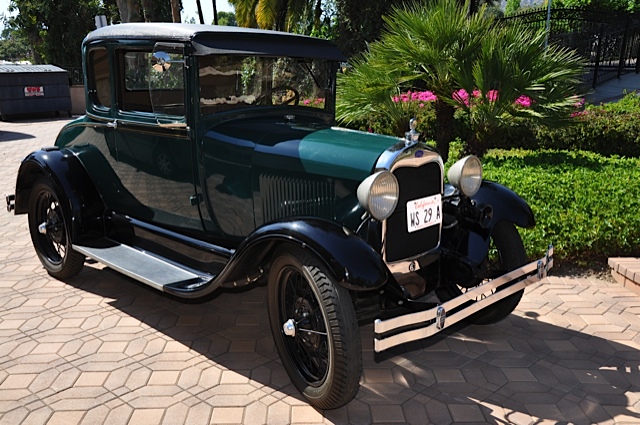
[198,55,336,115]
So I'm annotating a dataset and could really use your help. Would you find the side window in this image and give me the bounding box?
[119,51,153,113]
[88,48,111,109]
[117,49,186,120]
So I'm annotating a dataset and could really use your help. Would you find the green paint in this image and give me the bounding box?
[299,128,400,181]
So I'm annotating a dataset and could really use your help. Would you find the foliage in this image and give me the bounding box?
[527,93,640,156]
[217,11,238,26]
[466,147,640,265]
[6,0,105,67]
[553,0,640,12]
[337,0,585,161]
[334,0,406,57]
[452,20,585,156]
[0,24,31,62]
[229,0,325,32]
[504,0,521,15]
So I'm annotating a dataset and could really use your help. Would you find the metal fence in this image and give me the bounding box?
[501,8,640,88]
[66,67,84,86]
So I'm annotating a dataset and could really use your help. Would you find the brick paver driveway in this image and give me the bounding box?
[1,117,639,424]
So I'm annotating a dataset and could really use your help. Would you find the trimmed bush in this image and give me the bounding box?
[503,93,640,157]
[478,148,640,265]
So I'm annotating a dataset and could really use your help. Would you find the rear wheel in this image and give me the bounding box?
[467,221,527,325]
[267,246,361,409]
[28,178,85,279]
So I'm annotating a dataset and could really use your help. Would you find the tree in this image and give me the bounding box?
[334,0,405,57]
[229,0,321,32]
[7,0,104,66]
[337,0,585,159]
[504,0,521,15]
[113,0,174,23]
[217,11,238,25]
[0,25,31,62]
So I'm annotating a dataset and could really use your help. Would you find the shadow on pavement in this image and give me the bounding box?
[60,262,640,423]
[0,131,36,142]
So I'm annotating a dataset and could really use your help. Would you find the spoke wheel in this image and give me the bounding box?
[28,178,85,279]
[465,221,527,325]
[268,246,361,409]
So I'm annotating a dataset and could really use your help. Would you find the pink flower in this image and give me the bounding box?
[303,99,311,105]
[515,95,532,108]
[453,89,470,106]
[487,90,498,102]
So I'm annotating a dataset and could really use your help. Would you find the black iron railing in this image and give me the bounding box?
[501,8,640,88]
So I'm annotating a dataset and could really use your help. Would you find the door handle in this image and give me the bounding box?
[106,120,118,129]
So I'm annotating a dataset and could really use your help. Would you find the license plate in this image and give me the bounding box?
[406,194,442,233]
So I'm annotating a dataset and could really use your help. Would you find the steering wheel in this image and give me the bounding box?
[256,86,300,106]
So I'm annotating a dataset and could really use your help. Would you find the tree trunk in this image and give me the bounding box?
[196,0,205,23]
[434,100,455,163]
[115,0,142,22]
[171,0,181,23]
[212,0,219,25]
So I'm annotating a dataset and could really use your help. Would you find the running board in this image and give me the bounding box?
[73,242,211,292]
[374,245,554,352]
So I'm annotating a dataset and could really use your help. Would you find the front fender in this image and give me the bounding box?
[14,148,105,243]
[459,181,535,265]
[472,181,535,230]
[218,217,389,291]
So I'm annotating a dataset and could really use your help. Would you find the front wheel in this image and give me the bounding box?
[468,220,528,325]
[28,178,85,279]
[267,246,362,410]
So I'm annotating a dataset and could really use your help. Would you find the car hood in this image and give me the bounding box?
[205,116,401,182]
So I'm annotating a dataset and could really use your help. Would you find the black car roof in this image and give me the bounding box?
[84,23,347,61]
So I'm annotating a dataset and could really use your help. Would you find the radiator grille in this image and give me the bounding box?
[260,174,336,223]
[384,161,442,263]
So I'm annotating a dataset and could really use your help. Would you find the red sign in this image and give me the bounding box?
[24,86,44,97]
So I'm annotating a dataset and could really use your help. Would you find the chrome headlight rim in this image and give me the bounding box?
[357,170,399,221]
[447,155,483,197]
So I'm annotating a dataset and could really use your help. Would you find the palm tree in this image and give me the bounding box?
[452,21,585,156]
[337,0,585,160]
[229,0,314,31]
[339,0,493,161]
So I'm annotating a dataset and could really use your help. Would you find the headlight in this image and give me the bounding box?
[357,171,399,220]
[447,155,483,197]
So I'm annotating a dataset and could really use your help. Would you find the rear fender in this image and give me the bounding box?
[219,218,389,291]
[14,148,105,243]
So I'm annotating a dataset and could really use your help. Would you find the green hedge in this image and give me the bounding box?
[477,148,640,265]
[531,93,640,157]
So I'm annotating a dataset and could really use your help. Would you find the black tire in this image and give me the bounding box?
[468,221,528,325]
[267,246,362,409]
[28,178,85,279]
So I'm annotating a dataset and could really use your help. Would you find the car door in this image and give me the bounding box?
[109,45,204,233]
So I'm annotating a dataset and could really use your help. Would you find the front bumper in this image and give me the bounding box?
[374,245,554,352]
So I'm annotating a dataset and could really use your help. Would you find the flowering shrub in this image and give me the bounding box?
[301,97,326,109]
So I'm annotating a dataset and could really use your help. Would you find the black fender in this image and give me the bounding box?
[472,180,535,230]
[459,181,535,265]
[13,147,106,243]
[217,217,389,292]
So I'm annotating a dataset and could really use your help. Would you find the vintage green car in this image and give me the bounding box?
[6,23,552,409]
